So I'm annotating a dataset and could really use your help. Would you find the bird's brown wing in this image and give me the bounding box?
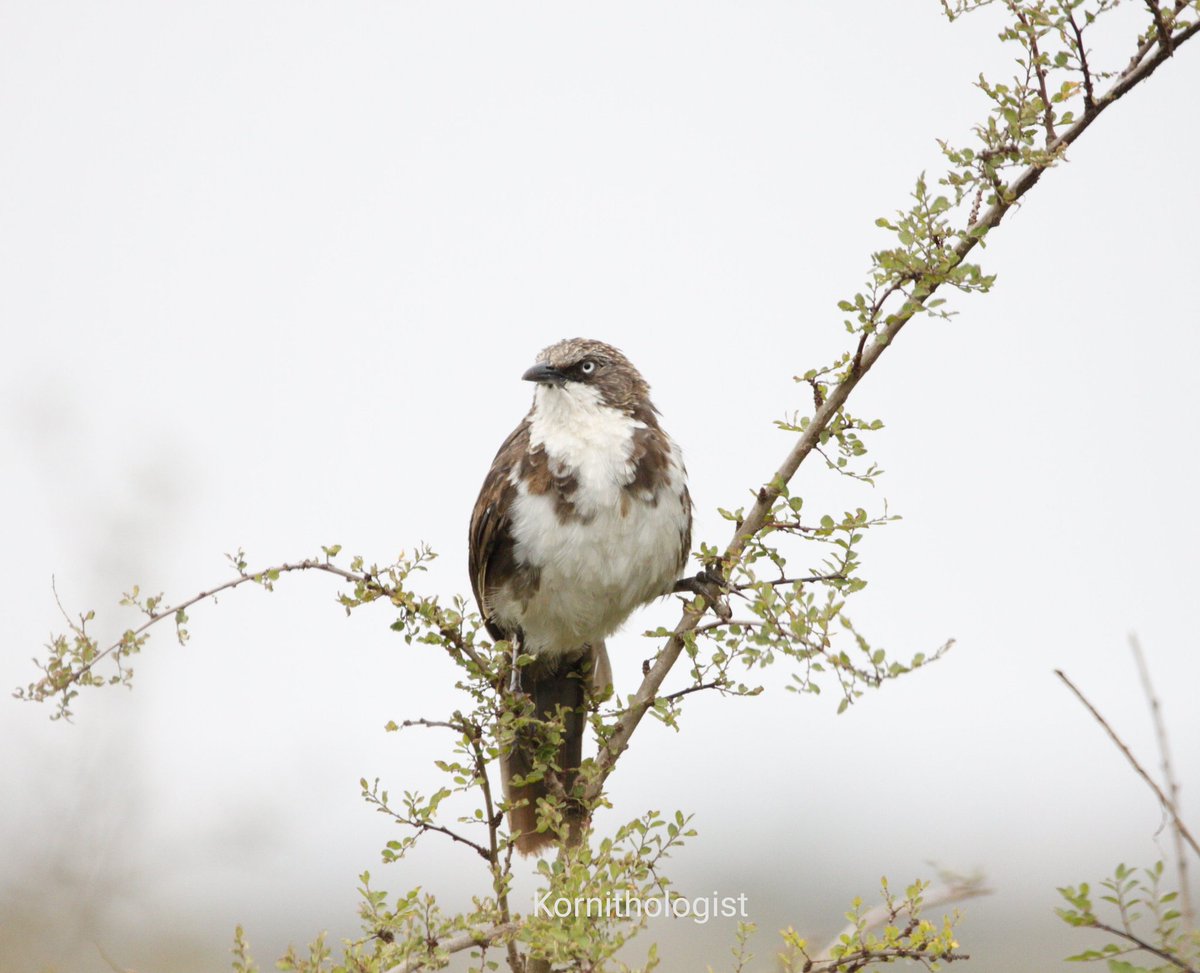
[468,418,530,641]
[678,480,693,575]
[627,424,693,577]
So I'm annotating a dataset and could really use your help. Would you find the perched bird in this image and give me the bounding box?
[468,338,692,854]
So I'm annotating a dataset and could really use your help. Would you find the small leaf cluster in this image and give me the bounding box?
[278,873,501,973]
[13,582,183,720]
[777,406,886,486]
[1057,862,1198,972]
[679,488,947,718]
[777,879,968,973]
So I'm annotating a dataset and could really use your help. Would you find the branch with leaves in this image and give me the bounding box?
[1056,640,1199,973]
[1058,863,1198,973]
[778,878,983,973]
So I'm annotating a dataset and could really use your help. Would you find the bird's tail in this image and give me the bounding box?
[501,640,611,856]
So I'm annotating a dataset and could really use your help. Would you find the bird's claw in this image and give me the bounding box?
[672,568,732,621]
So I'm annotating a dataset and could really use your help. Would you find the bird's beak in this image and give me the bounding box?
[522,362,566,386]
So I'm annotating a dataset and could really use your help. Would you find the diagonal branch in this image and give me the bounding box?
[1055,668,1200,860]
[1088,919,1199,973]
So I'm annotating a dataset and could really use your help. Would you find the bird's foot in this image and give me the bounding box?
[672,568,732,621]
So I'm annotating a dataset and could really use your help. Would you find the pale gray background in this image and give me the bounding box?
[2,2,1198,971]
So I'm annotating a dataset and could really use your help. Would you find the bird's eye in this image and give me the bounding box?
[579,360,597,376]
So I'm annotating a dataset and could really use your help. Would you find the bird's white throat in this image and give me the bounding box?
[526,384,643,510]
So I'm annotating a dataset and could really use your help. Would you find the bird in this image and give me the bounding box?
[468,338,692,855]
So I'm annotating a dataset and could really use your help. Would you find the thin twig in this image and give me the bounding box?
[1144,0,1174,55]
[1013,5,1057,144]
[603,678,738,720]
[658,680,727,704]
[403,818,491,861]
[43,558,493,704]
[733,573,846,591]
[1054,669,1200,859]
[693,617,768,635]
[468,732,522,973]
[1089,919,1199,973]
[400,718,469,733]
[68,560,380,685]
[1129,635,1194,926]
[1066,4,1096,110]
[365,788,493,861]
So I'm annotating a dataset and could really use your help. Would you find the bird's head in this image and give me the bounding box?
[522,338,652,416]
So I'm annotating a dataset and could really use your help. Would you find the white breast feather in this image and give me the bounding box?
[497,383,688,658]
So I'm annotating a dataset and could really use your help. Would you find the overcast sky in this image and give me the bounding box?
[3,3,1198,971]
